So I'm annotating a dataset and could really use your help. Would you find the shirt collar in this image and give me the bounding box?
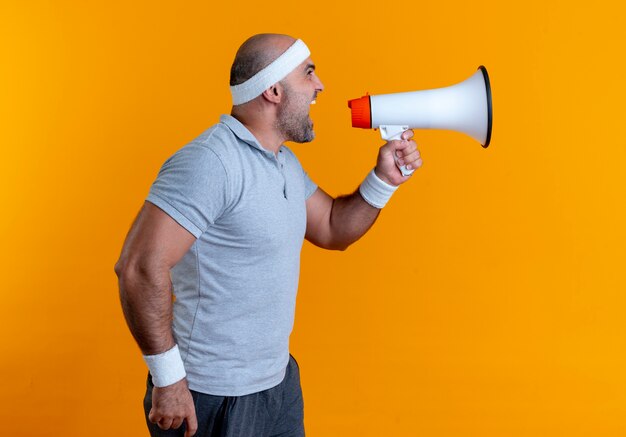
[219,114,280,157]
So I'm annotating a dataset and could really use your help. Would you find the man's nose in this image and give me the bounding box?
[315,75,325,92]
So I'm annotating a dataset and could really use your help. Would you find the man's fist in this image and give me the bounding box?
[149,378,198,437]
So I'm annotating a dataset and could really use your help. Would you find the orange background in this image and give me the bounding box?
[2,1,625,436]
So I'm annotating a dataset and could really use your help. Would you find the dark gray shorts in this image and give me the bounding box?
[144,355,305,437]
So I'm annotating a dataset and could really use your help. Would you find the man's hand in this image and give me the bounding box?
[148,378,198,437]
[374,129,422,186]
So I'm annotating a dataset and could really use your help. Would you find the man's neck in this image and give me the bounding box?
[231,110,284,154]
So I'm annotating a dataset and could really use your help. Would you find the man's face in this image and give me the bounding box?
[275,59,324,143]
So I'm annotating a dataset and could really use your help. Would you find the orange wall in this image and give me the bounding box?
[2,1,625,436]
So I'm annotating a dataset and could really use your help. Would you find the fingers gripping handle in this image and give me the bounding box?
[379,125,414,176]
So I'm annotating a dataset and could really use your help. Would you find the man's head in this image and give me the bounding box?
[229,34,295,88]
[230,34,324,144]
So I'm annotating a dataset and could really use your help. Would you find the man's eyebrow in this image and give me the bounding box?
[304,63,316,71]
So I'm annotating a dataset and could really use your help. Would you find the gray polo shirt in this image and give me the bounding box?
[146,114,317,396]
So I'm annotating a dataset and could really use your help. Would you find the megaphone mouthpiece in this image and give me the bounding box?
[347,95,372,129]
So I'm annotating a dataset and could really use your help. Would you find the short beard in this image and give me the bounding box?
[275,82,315,143]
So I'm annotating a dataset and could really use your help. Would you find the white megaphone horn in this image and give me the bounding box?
[348,66,493,176]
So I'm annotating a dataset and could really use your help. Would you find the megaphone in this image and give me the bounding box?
[348,66,493,176]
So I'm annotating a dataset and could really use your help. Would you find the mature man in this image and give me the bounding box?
[115,33,421,437]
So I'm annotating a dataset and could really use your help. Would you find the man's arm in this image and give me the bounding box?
[305,130,421,251]
[114,201,198,437]
[115,201,195,354]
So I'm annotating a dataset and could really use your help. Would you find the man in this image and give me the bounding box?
[115,33,422,437]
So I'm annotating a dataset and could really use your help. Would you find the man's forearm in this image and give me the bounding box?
[117,265,176,355]
[327,190,381,250]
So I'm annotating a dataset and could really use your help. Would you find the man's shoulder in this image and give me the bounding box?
[187,121,239,157]
[160,121,241,173]
[155,123,235,178]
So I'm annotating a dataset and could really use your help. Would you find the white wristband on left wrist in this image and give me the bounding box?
[143,344,186,387]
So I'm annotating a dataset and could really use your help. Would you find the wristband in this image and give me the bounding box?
[143,344,186,387]
[359,169,399,209]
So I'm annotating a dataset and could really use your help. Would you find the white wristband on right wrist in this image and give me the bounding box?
[143,344,186,387]
[359,169,399,209]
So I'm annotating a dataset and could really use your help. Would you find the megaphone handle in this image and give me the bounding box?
[379,125,414,176]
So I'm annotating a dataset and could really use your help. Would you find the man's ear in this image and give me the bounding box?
[262,83,283,104]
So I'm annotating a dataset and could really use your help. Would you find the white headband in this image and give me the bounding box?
[230,39,311,105]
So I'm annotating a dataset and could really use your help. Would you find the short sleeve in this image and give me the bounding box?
[303,170,317,200]
[146,143,230,238]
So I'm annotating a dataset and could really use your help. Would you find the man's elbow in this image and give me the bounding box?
[322,238,352,251]
[115,258,136,299]
[114,256,138,281]
[306,230,354,251]
[334,241,352,251]
[114,258,125,279]
[114,256,152,289]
